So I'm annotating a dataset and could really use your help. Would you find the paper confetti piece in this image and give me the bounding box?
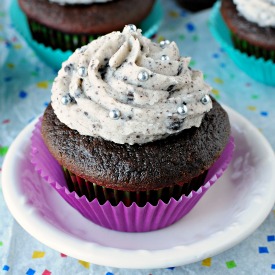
[0,146,8,157]
[251,94,259,99]
[2,119,10,124]
[179,34,185,41]
[37,81,49,89]
[78,260,90,269]
[19,90,28,99]
[2,265,9,271]
[0,241,3,246]
[4,76,12,82]
[214,77,224,84]
[13,44,22,49]
[7,63,14,69]
[105,273,114,275]
[169,11,179,18]
[26,268,36,275]
[32,251,45,259]
[259,247,269,253]
[166,267,175,270]
[271,264,275,270]
[260,111,268,117]
[267,235,275,242]
[202,258,212,267]
[247,106,256,111]
[42,270,51,275]
[186,22,195,32]
[226,260,237,269]
[60,253,67,257]
[157,36,165,43]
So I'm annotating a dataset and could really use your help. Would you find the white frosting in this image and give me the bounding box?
[51,26,212,145]
[233,0,275,27]
[49,0,113,5]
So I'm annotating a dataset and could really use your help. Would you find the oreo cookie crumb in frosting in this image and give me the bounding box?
[51,25,213,145]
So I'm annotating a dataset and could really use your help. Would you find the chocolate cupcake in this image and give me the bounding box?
[18,0,155,51]
[32,25,234,232]
[221,0,275,61]
[177,0,217,12]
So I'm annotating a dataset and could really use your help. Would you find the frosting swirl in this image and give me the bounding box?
[49,0,113,5]
[233,0,275,27]
[51,26,212,145]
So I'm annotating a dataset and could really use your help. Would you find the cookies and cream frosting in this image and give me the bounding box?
[233,0,275,27]
[49,0,113,5]
[51,25,212,145]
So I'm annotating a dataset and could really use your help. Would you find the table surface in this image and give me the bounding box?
[1,0,275,274]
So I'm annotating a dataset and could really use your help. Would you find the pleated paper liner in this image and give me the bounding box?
[10,0,163,69]
[63,167,208,207]
[31,118,234,232]
[209,1,275,86]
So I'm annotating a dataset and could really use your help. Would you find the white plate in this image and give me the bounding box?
[2,106,275,269]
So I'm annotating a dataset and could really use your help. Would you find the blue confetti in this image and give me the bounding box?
[272,264,275,270]
[259,247,269,254]
[212,53,219,58]
[220,63,226,68]
[268,235,275,242]
[180,10,187,17]
[167,267,175,270]
[2,265,10,271]
[4,76,12,82]
[260,111,268,117]
[5,41,11,48]
[26,268,36,275]
[105,273,114,275]
[19,90,28,98]
[44,102,49,107]
[186,23,195,32]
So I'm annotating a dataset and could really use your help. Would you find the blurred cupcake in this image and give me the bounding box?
[177,0,217,12]
[18,0,155,51]
[221,0,275,62]
[31,25,233,232]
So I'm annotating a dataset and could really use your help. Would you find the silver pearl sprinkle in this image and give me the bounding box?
[138,71,149,82]
[109,109,121,120]
[160,40,170,48]
[126,24,137,32]
[177,104,188,115]
[201,95,211,105]
[78,67,87,77]
[61,94,71,105]
[161,55,170,61]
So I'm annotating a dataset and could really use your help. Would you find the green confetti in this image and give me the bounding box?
[31,72,39,77]
[0,241,3,246]
[226,260,237,269]
[230,73,235,79]
[0,12,5,17]
[189,60,196,67]
[252,94,259,99]
[192,35,199,42]
[0,146,9,157]
[179,34,185,41]
[203,74,207,79]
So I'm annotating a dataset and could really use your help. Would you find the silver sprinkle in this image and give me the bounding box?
[160,40,170,48]
[138,71,149,82]
[126,24,137,32]
[201,95,211,105]
[177,104,188,115]
[109,109,121,120]
[78,67,87,77]
[61,94,71,105]
[161,55,170,61]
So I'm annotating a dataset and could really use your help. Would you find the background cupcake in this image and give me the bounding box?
[32,26,233,232]
[18,0,156,51]
[177,0,217,12]
[221,0,275,62]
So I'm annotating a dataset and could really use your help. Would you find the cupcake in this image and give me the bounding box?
[221,0,275,62]
[18,0,156,51]
[31,25,233,232]
[177,0,217,12]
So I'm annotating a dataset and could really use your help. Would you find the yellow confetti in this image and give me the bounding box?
[37,81,49,89]
[202,257,212,267]
[7,63,14,69]
[247,105,256,111]
[273,210,275,215]
[13,44,22,49]
[169,10,179,18]
[32,251,45,259]
[211,89,220,96]
[78,260,90,269]
[214,78,224,84]
[157,36,165,43]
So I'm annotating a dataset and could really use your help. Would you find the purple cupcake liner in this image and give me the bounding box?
[31,118,234,232]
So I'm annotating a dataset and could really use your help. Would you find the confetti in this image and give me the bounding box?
[202,258,212,267]
[60,253,67,257]
[186,22,195,32]
[166,267,175,270]
[267,235,275,242]
[32,251,45,259]
[19,90,28,98]
[259,247,269,254]
[42,270,51,275]
[169,11,179,18]
[0,146,8,157]
[26,268,36,275]
[260,111,268,117]
[247,106,256,111]
[271,264,275,270]
[2,265,9,271]
[214,77,224,84]
[78,260,90,269]
[37,81,49,89]
[105,273,114,275]
[226,260,237,269]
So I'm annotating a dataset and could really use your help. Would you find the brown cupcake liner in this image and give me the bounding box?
[28,19,101,51]
[63,167,208,207]
[231,32,275,62]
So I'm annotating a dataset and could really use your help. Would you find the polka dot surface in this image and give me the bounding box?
[0,0,275,274]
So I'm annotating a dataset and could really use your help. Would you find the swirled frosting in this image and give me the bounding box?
[233,0,275,27]
[49,0,113,5]
[51,26,212,145]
